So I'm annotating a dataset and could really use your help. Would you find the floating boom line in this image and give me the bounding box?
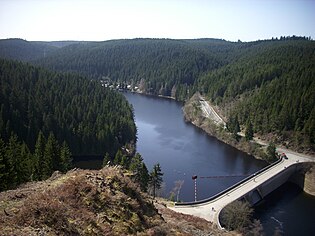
[199,174,250,179]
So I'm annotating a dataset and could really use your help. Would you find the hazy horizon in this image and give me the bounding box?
[1,35,312,43]
[1,0,314,42]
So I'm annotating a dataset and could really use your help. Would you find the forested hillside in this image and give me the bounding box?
[0,39,58,62]
[0,59,136,156]
[35,38,234,99]
[197,39,315,151]
[1,37,314,151]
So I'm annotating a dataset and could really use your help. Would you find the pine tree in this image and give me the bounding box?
[33,131,45,180]
[0,138,7,191]
[17,142,32,184]
[266,142,277,163]
[139,162,149,192]
[233,117,240,139]
[120,155,129,169]
[42,133,58,179]
[5,134,19,189]
[113,149,124,166]
[227,116,240,139]
[129,153,149,191]
[49,133,60,171]
[149,163,163,198]
[245,121,254,141]
[102,152,111,167]
[60,141,72,172]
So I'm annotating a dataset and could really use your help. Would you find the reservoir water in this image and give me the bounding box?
[74,92,315,235]
[123,92,267,201]
[123,92,315,235]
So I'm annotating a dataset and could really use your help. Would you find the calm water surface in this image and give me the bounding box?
[123,92,267,201]
[74,92,315,235]
[124,92,315,235]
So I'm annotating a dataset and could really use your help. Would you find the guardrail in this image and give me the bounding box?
[175,157,283,206]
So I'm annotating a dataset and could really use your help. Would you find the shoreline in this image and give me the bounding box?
[185,93,315,161]
[123,90,315,195]
[182,92,315,195]
[126,90,314,161]
[125,89,177,101]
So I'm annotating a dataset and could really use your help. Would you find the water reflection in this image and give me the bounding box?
[73,92,315,235]
[124,92,267,201]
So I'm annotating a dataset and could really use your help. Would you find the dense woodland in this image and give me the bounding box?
[0,39,57,62]
[0,36,314,157]
[0,59,137,190]
[0,132,72,191]
[35,38,235,100]
[197,39,315,150]
[0,59,136,156]
[0,38,90,62]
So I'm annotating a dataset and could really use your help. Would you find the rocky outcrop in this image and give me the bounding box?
[184,93,315,196]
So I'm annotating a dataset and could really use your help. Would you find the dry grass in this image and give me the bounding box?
[0,167,161,235]
[0,167,235,235]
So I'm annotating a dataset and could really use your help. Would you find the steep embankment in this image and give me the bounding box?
[0,167,231,236]
[183,92,265,159]
[196,39,315,154]
[184,93,315,195]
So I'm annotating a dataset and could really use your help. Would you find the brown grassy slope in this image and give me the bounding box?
[0,167,232,236]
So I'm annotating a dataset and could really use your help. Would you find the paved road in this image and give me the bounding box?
[190,96,314,226]
[200,97,314,164]
[199,98,226,127]
[169,153,314,226]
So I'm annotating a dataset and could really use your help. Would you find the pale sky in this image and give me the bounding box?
[0,0,314,42]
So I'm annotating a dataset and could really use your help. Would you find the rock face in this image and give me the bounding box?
[304,164,315,196]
